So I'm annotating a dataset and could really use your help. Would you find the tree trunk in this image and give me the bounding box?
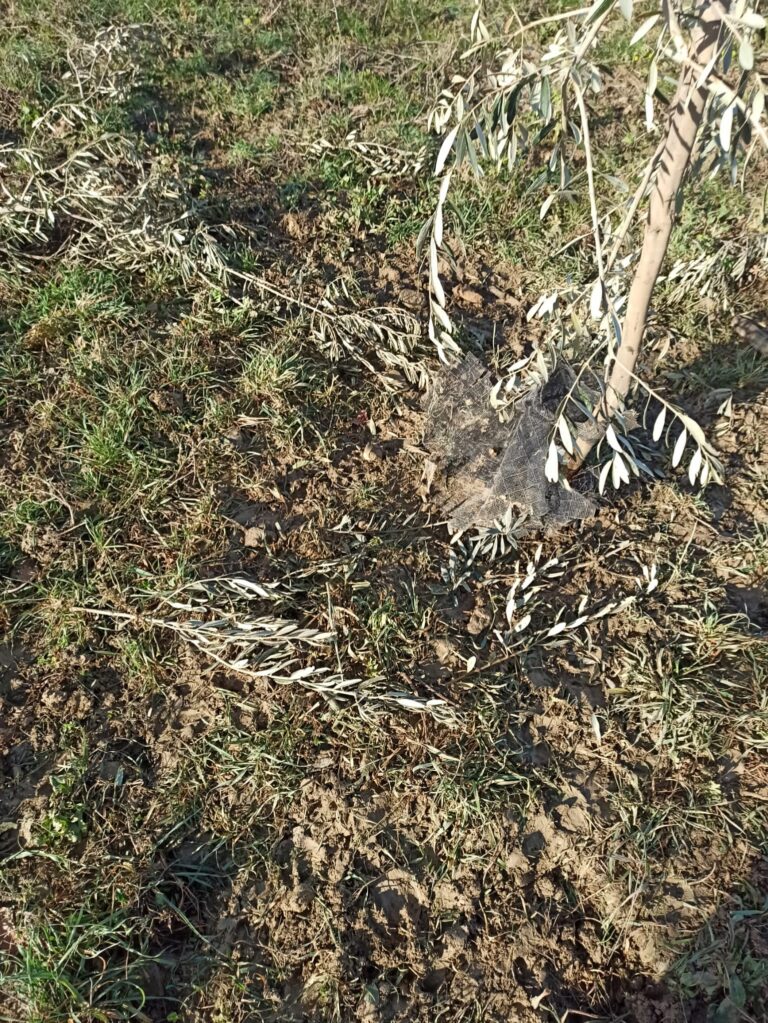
[571,0,728,468]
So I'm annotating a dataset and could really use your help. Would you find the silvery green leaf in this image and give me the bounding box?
[672,427,688,468]
[646,59,658,97]
[717,394,733,417]
[507,129,518,169]
[587,0,615,23]
[730,975,747,1009]
[695,51,719,90]
[432,302,452,330]
[429,240,445,307]
[752,90,765,121]
[630,13,659,44]
[435,126,459,174]
[610,313,623,346]
[454,127,467,167]
[591,712,602,743]
[470,6,481,38]
[700,459,710,486]
[567,615,588,629]
[545,441,559,482]
[547,621,567,637]
[507,355,532,373]
[540,193,556,220]
[604,174,629,192]
[619,0,633,22]
[612,452,629,488]
[514,614,531,633]
[720,104,734,151]
[558,415,574,456]
[433,206,443,246]
[598,459,611,495]
[739,10,766,29]
[590,278,603,320]
[591,601,617,619]
[415,215,434,258]
[606,424,622,452]
[652,407,666,442]
[739,38,754,70]
[683,416,708,448]
[540,76,551,120]
[465,132,482,177]
[688,447,703,485]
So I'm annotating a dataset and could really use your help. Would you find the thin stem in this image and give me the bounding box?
[571,75,604,280]
[462,7,594,58]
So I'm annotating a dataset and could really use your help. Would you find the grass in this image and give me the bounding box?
[5,906,157,1023]
[1,2,767,1022]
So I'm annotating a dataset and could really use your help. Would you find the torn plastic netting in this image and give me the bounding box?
[423,354,595,533]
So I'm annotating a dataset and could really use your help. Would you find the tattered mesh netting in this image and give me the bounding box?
[423,354,595,533]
